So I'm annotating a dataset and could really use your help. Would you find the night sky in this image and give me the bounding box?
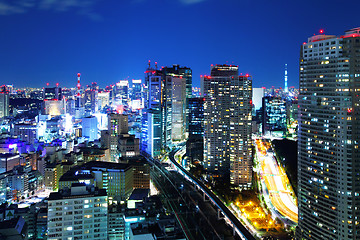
[0,0,359,88]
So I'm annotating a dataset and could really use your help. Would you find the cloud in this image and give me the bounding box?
[178,0,206,4]
[0,0,101,20]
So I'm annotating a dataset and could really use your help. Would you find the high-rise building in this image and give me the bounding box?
[102,113,128,162]
[202,64,252,188]
[84,88,98,115]
[141,62,192,157]
[252,87,265,112]
[82,116,98,142]
[115,80,129,106]
[162,64,192,135]
[47,184,108,240]
[171,76,187,141]
[131,79,142,100]
[141,109,162,158]
[0,86,9,118]
[44,87,62,100]
[188,97,204,137]
[262,96,287,137]
[297,27,360,240]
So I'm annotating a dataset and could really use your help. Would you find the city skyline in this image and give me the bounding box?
[1,0,359,88]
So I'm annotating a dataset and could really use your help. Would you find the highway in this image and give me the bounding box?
[255,138,298,223]
[165,148,258,240]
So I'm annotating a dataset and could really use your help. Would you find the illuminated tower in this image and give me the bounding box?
[76,73,81,108]
[202,64,252,188]
[297,27,360,240]
[75,73,85,118]
[284,64,288,92]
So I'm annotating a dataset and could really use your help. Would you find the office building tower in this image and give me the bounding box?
[297,27,360,240]
[262,96,287,137]
[115,80,129,106]
[44,86,62,100]
[141,63,166,158]
[131,79,142,100]
[171,76,187,141]
[162,64,192,103]
[98,91,110,110]
[0,86,9,118]
[82,116,98,142]
[252,87,265,112]
[47,184,108,240]
[202,64,252,187]
[162,64,192,134]
[141,109,162,158]
[188,97,204,137]
[103,113,128,163]
[142,62,192,157]
[84,88,98,115]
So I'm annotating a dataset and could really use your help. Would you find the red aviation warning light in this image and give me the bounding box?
[77,73,81,97]
[320,29,324,34]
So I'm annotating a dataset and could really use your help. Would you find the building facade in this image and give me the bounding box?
[47,184,108,240]
[202,64,252,187]
[297,27,360,240]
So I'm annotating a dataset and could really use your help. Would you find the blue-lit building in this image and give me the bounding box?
[186,97,204,164]
[188,97,204,137]
[141,109,162,158]
[141,62,193,157]
[82,116,98,142]
[262,96,287,137]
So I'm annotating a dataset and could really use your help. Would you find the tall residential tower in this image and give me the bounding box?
[202,64,252,188]
[297,27,360,240]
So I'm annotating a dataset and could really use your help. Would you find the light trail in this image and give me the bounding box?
[255,138,298,223]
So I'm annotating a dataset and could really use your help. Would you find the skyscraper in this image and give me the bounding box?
[297,27,360,240]
[0,86,9,118]
[101,113,128,162]
[202,64,252,188]
[262,96,287,137]
[141,62,192,157]
[171,76,187,141]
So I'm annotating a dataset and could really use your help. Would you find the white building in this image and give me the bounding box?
[47,184,108,240]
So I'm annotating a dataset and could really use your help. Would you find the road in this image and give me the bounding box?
[255,138,298,223]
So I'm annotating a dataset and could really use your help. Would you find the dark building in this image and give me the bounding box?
[188,97,204,137]
[44,87,62,100]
